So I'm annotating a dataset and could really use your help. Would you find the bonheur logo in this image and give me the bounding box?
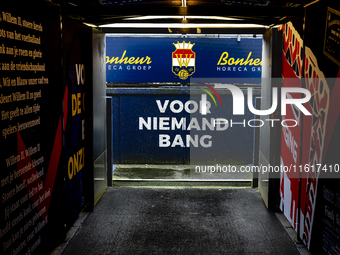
[217,51,262,73]
[138,84,312,148]
[172,41,195,80]
[106,50,152,71]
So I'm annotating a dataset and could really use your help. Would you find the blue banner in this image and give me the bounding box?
[106,37,262,83]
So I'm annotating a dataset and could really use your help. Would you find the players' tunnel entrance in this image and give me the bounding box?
[105,34,263,187]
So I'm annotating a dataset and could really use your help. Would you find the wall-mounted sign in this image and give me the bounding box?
[324,7,340,66]
[62,16,92,228]
[106,37,262,83]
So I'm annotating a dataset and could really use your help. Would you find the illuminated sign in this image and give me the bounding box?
[106,37,262,83]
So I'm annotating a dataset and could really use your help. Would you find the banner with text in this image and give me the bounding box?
[0,2,65,255]
[106,37,262,83]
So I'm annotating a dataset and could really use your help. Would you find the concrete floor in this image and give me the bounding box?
[61,187,300,255]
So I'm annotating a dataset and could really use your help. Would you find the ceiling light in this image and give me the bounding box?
[99,23,268,29]
[84,23,98,28]
[125,16,242,21]
[187,16,242,21]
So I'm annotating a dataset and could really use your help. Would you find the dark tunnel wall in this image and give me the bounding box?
[258,1,340,253]
[0,2,105,255]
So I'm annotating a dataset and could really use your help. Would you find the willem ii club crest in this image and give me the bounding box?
[172,41,195,80]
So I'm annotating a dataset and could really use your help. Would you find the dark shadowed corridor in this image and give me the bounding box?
[61,187,300,255]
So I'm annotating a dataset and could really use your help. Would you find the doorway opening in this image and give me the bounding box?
[106,34,262,188]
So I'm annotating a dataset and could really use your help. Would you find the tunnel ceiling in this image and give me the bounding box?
[53,0,318,33]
